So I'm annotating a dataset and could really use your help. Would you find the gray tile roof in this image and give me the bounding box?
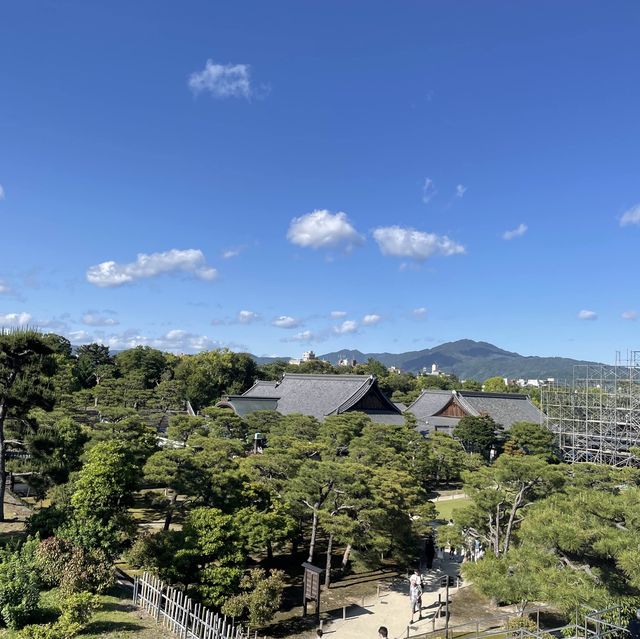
[456,391,545,428]
[406,390,453,421]
[235,373,402,423]
[407,389,546,431]
[217,396,279,417]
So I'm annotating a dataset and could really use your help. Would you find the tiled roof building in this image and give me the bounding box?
[218,373,405,424]
[407,389,545,435]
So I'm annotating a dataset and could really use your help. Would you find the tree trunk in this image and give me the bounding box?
[341,544,352,571]
[266,539,273,561]
[503,487,526,555]
[307,505,319,563]
[163,490,179,531]
[493,505,501,557]
[324,533,333,588]
[0,400,7,522]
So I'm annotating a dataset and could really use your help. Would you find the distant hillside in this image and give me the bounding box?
[318,339,602,381]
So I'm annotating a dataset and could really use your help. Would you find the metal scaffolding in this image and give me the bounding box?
[541,351,640,466]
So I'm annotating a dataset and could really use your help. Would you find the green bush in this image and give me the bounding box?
[0,538,41,629]
[18,592,99,639]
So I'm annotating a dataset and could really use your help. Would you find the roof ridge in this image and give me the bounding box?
[283,373,372,381]
[459,391,528,399]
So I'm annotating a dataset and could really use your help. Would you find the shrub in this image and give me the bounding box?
[36,537,114,595]
[0,538,41,629]
[18,592,99,639]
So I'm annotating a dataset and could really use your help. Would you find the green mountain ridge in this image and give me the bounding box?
[254,339,603,381]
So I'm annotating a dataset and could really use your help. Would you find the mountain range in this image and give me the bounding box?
[255,339,603,381]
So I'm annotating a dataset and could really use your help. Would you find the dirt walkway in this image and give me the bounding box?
[319,555,461,639]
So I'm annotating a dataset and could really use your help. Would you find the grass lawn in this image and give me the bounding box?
[0,585,174,639]
[434,497,471,521]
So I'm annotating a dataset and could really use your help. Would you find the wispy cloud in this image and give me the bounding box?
[622,310,638,321]
[284,330,318,343]
[502,223,528,240]
[0,184,4,200]
[577,309,598,321]
[422,178,437,204]
[221,245,246,259]
[362,314,381,326]
[0,312,32,325]
[272,315,302,329]
[330,310,347,319]
[287,210,364,251]
[412,307,428,318]
[86,249,217,287]
[237,310,259,324]
[0,280,11,294]
[334,320,358,335]
[455,184,467,198]
[373,226,465,261]
[82,311,119,327]
[620,204,640,227]
[188,61,252,99]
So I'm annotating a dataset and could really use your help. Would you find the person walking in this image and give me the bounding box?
[409,569,423,622]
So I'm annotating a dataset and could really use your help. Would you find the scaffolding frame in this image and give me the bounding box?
[541,351,640,466]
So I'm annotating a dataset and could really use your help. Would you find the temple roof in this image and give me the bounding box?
[221,373,404,423]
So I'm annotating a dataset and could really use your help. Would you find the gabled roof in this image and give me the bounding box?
[230,373,402,422]
[455,391,545,428]
[406,389,454,421]
[407,389,546,429]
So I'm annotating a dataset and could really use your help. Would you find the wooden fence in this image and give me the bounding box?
[133,572,251,639]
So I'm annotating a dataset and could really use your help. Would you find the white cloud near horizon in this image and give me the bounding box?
[362,314,381,326]
[578,309,598,321]
[0,312,32,325]
[287,210,364,251]
[272,315,301,329]
[82,312,119,327]
[0,280,11,294]
[86,249,217,287]
[188,61,252,99]
[502,223,528,240]
[620,204,640,227]
[455,184,467,198]
[334,320,358,335]
[622,310,638,320]
[422,178,437,204]
[373,226,465,261]
[285,330,317,343]
[412,307,427,318]
[330,310,347,319]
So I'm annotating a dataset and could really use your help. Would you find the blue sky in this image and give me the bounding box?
[1,1,639,363]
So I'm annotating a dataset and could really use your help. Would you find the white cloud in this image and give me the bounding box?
[188,60,252,99]
[86,249,217,287]
[272,315,301,329]
[622,310,638,321]
[0,280,11,294]
[330,310,347,319]
[237,310,259,324]
[373,226,465,261]
[578,309,598,321]
[82,312,119,327]
[286,330,316,343]
[222,245,246,259]
[334,320,358,335]
[362,314,381,326]
[0,312,32,325]
[0,184,4,200]
[287,210,364,251]
[620,204,640,227]
[422,178,437,204]
[502,223,528,240]
[412,307,428,318]
[455,184,467,198]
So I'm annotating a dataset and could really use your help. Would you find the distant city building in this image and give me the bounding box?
[337,356,357,367]
[421,363,446,377]
[288,350,317,366]
[388,366,402,374]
